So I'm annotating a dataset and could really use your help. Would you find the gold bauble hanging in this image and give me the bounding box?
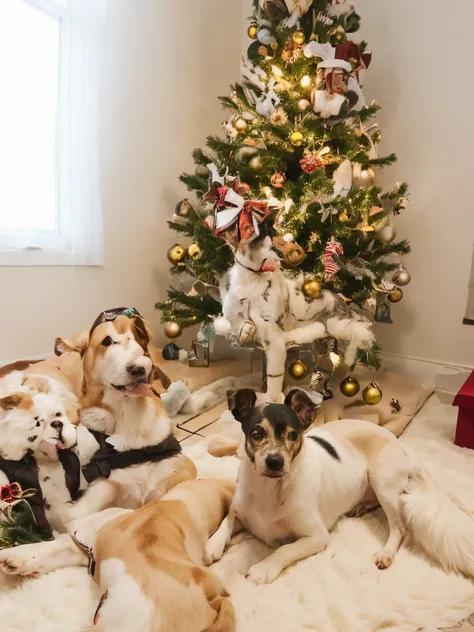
[388,287,403,303]
[339,210,349,222]
[340,375,360,398]
[164,321,182,339]
[288,359,309,380]
[292,30,306,45]
[248,23,258,39]
[377,224,397,243]
[353,165,376,188]
[167,244,186,264]
[290,130,304,147]
[393,267,411,287]
[187,243,201,258]
[302,279,321,299]
[362,381,383,405]
[233,117,248,133]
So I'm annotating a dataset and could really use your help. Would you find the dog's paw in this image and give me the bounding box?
[245,562,280,585]
[0,548,41,578]
[204,533,227,566]
[373,551,394,570]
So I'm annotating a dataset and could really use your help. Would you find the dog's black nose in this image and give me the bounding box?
[266,454,284,472]
[51,421,63,430]
[127,365,146,377]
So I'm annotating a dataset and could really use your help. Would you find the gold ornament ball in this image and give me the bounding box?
[393,268,411,287]
[187,243,201,258]
[290,130,304,147]
[271,173,286,189]
[167,244,186,264]
[292,30,306,45]
[258,45,269,57]
[288,360,309,381]
[164,321,182,339]
[248,23,258,39]
[354,165,376,188]
[388,287,403,303]
[339,210,349,222]
[298,99,312,112]
[302,279,321,299]
[233,117,247,133]
[249,155,262,170]
[363,382,383,405]
[340,375,360,398]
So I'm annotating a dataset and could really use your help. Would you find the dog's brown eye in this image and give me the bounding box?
[251,426,265,442]
[55,412,62,417]
[102,336,113,347]
[287,430,299,442]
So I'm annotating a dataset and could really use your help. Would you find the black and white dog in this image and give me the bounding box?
[205,389,474,584]
[214,224,374,402]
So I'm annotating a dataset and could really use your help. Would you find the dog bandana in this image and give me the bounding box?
[0,450,82,548]
[81,431,182,484]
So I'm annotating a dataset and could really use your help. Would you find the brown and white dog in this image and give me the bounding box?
[206,389,474,584]
[71,479,236,632]
[0,308,197,577]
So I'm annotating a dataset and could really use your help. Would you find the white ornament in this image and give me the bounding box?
[283,233,294,243]
[257,28,276,46]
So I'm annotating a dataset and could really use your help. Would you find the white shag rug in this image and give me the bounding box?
[1,395,474,632]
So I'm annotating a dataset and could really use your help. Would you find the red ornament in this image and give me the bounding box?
[271,173,286,189]
[1,483,21,503]
[235,181,251,195]
[300,151,325,174]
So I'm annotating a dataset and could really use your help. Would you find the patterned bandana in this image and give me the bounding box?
[89,307,142,335]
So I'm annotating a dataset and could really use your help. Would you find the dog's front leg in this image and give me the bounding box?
[204,510,242,565]
[80,406,116,435]
[265,337,286,402]
[0,534,87,577]
[68,479,119,522]
[246,528,330,585]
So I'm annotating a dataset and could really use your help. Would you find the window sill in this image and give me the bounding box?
[0,248,103,267]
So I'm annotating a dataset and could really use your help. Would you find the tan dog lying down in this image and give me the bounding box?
[72,479,236,632]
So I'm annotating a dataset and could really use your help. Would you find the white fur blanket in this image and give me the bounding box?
[1,396,474,632]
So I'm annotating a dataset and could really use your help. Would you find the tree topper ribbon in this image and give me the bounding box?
[214,187,270,242]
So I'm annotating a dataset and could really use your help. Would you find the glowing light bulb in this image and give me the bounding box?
[300,75,311,88]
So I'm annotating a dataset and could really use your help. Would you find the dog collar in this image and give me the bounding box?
[234,256,278,274]
[89,307,143,335]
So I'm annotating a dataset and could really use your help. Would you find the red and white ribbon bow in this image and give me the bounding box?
[324,238,344,277]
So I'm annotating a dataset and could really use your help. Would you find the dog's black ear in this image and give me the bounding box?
[227,389,257,423]
[285,389,322,429]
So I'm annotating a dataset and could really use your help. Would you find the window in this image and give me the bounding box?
[0,0,103,266]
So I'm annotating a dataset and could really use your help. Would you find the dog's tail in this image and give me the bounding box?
[181,375,260,416]
[401,467,474,577]
[206,435,240,458]
[325,317,374,367]
[203,595,236,632]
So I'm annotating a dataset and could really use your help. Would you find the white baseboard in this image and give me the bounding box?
[381,352,472,404]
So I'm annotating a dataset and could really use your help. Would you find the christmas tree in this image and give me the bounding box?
[157,0,411,375]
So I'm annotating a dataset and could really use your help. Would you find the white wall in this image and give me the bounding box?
[353,0,474,368]
[0,0,243,362]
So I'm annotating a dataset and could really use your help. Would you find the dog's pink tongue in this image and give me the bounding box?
[124,383,151,396]
[261,258,279,273]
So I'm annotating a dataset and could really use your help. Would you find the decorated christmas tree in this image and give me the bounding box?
[157,0,411,393]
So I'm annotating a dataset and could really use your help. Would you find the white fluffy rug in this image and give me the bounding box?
[1,395,474,632]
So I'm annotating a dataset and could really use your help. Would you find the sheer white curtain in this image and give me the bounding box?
[0,0,108,266]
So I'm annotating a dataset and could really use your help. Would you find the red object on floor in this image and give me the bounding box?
[453,371,474,449]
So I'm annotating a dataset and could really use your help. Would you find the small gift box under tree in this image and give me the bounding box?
[453,371,474,450]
